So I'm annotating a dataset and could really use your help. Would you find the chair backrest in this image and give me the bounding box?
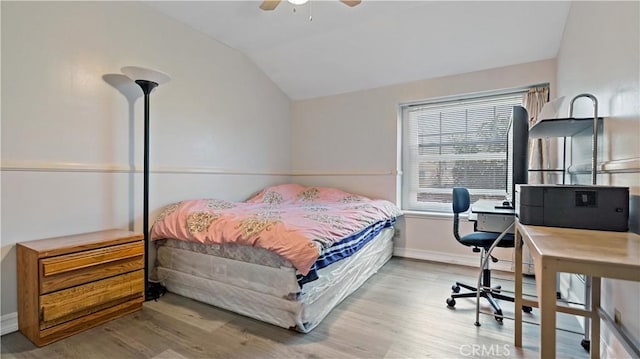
[452,187,471,242]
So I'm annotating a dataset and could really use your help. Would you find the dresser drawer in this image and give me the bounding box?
[39,241,143,294]
[39,269,143,329]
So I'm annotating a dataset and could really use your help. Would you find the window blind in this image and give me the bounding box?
[401,92,525,212]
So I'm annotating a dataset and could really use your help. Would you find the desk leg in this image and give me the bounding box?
[539,261,557,359]
[514,227,523,348]
[591,277,601,359]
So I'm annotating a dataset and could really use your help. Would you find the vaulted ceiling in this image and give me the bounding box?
[147,1,571,100]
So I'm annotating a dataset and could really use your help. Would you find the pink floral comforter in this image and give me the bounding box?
[150,184,402,275]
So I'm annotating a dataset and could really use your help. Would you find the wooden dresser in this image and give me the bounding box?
[17,229,145,346]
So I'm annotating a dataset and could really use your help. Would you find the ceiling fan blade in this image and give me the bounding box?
[259,0,281,11]
[340,0,361,7]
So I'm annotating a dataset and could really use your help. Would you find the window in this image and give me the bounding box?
[401,90,526,212]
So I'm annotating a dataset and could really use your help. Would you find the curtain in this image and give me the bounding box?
[524,87,552,184]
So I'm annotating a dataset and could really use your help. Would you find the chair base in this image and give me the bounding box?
[446,281,532,324]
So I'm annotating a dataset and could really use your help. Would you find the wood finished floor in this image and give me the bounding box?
[1,258,589,358]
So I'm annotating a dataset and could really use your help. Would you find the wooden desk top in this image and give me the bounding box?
[516,222,640,280]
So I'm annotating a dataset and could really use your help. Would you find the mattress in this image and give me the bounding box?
[150,184,403,277]
[155,227,394,332]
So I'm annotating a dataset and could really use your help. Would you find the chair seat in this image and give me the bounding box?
[458,231,515,249]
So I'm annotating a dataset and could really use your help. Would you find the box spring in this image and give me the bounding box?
[155,227,393,332]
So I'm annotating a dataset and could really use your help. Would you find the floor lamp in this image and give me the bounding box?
[121,66,170,301]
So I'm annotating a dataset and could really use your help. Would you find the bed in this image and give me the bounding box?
[150,184,402,332]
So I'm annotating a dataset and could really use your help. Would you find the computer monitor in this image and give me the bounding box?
[504,106,529,209]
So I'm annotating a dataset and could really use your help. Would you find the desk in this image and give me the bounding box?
[514,221,640,359]
[471,200,515,233]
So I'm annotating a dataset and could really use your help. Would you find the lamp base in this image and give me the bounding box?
[146,281,167,301]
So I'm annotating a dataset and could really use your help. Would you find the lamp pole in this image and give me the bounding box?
[135,80,158,301]
[121,66,170,302]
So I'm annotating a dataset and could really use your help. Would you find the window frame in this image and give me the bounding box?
[399,87,536,213]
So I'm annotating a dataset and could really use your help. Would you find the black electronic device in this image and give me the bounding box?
[496,106,529,210]
[516,184,629,232]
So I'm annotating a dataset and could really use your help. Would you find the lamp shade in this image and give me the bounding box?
[121,66,171,85]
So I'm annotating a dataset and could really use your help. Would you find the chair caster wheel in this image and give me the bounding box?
[446,297,456,308]
[581,339,590,352]
[451,285,460,293]
[494,310,503,324]
[522,306,533,313]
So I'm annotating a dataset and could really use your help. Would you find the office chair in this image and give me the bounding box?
[446,187,532,323]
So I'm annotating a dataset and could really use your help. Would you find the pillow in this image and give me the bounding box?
[245,183,306,204]
[307,186,369,203]
[245,184,369,204]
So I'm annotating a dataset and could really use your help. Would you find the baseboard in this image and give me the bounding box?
[600,335,614,359]
[393,247,513,272]
[565,275,587,332]
[1,312,18,336]
[559,272,572,300]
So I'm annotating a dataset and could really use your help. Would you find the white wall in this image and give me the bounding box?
[0,1,292,326]
[292,3,639,355]
[291,60,556,265]
[556,2,640,357]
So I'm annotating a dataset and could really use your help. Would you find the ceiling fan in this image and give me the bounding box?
[259,0,361,11]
